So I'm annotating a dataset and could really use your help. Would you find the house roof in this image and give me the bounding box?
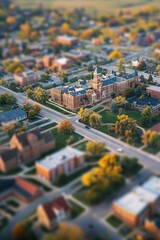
[41,195,70,221]
[150,123,160,134]
[0,108,27,123]
[0,148,19,162]
[14,129,43,147]
[37,146,84,170]
[0,177,42,200]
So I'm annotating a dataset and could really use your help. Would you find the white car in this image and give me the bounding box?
[117,148,123,153]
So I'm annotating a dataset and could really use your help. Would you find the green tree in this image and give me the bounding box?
[86,141,106,157]
[34,87,48,103]
[115,114,137,138]
[58,120,75,134]
[149,131,159,147]
[141,106,154,126]
[117,58,126,76]
[89,112,102,128]
[78,108,91,123]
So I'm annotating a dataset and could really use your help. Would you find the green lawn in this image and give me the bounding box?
[74,141,88,151]
[100,109,142,126]
[0,167,22,176]
[52,128,83,151]
[25,167,36,175]
[55,165,94,187]
[69,199,85,218]
[0,105,11,113]
[0,217,8,231]
[106,215,123,228]
[144,145,160,154]
[7,200,20,208]
[26,178,52,192]
[94,106,104,112]
[45,102,72,115]
[39,122,57,131]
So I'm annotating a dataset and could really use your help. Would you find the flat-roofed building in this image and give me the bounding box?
[36,146,85,182]
[56,35,78,46]
[113,176,160,227]
[147,86,160,100]
[14,69,39,87]
[113,190,149,227]
[52,57,73,71]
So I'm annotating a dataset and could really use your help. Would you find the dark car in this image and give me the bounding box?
[85,125,90,129]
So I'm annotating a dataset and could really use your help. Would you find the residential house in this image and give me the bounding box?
[0,108,27,125]
[0,177,43,203]
[147,86,160,100]
[0,129,55,172]
[56,35,78,46]
[36,146,85,182]
[37,195,70,229]
[113,176,160,227]
[13,55,35,68]
[65,50,90,61]
[43,55,55,68]
[14,69,39,87]
[52,57,73,71]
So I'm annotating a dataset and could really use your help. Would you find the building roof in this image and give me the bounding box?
[41,195,70,221]
[54,57,70,65]
[0,108,27,123]
[114,190,148,215]
[133,186,158,202]
[150,123,160,134]
[37,146,84,170]
[57,35,77,41]
[142,176,160,198]
[147,85,160,93]
[0,177,42,200]
[14,129,43,147]
[0,148,19,162]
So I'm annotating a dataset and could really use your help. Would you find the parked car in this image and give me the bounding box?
[85,125,90,129]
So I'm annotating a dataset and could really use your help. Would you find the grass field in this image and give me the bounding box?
[13,0,160,13]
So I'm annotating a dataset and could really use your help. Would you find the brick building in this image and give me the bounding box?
[0,177,43,203]
[147,86,160,100]
[65,50,90,61]
[113,176,160,227]
[43,55,55,68]
[56,35,78,46]
[36,146,85,182]
[0,129,55,172]
[51,67,139,110]
[37,195,70,229]
[14,69,39,87]
[52,57,73,71]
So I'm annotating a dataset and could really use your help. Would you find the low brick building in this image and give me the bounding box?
[56,35,78,46]
[113,176,160,227]
[0,177,43,203]
[36,146,85,182]
[147,86,160,100]
[0,129,55,172]
[43,55,55,68]
[37,195,70,229]
[14,69,39,87]
[52,57,73,71]
[65,50,90,61]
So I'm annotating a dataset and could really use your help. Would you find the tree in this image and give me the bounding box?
[121,156,140,175]
[109,50,123,59]
[33,103,41,114]
[137,60,146,71]
[141,130,152,146]
[58,120,75,134]
[0,92,16,105]
[86,141,106,157]
[98,153,123,181]
[113,96,128,108]
[40,73,49,82]
[148,74,153,83]
[89,112,102,128]
[6,16,16,24]
[78,108,91,123]
[46,222,85,240]
[149,131,159,147]
[123,88,135,98]
[111,102,118,113]
[115,114,137,138]
[28,109,36,120]
[34,87,48,103]
[141,106,155,126]
[12,223,28,240]
[117,58,126,75]
[22,102,33,113]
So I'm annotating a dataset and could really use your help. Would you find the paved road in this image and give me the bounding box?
[0,86,159,240]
